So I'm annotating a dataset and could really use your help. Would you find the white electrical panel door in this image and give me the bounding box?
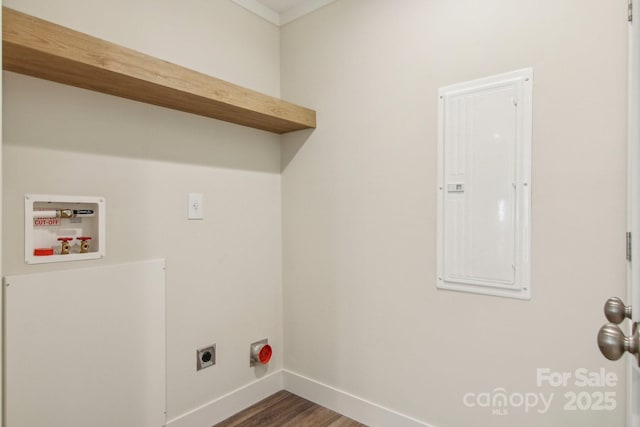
[437,68,532,299]
[5,259,166,427]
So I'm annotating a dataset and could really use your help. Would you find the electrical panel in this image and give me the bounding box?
[437,69,532,300]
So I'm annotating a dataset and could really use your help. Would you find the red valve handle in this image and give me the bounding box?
[77,237,92,241]
[57,237,73,242]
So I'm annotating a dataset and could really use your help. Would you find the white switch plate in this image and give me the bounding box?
[188,193,204,220]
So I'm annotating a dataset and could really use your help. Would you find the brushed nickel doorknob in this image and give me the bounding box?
[597,323,639,364]
[604,297,632,324]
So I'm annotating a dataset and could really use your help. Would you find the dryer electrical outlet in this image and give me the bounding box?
[196,345,216,370]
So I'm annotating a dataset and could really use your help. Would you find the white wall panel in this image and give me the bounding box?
[5,259,166,427]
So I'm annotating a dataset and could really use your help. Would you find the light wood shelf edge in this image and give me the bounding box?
[2,7,316,134]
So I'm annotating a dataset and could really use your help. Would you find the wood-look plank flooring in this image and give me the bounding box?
[213,390,368,427]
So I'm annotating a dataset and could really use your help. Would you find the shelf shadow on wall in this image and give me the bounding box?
[3,72,283,174]
[281,128,314,172]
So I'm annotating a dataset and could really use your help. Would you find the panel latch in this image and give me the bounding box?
[447,183,465,193]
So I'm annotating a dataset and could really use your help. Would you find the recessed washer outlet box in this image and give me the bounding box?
[197,344,216,371]
[25,194,106,264]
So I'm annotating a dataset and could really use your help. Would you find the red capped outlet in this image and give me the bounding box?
[258,344,272,364]
[250,339,272,366]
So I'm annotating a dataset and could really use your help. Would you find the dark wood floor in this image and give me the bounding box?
[213,390,368,427]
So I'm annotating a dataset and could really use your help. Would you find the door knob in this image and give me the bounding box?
[603,297,632,324]
[597,322,640,364]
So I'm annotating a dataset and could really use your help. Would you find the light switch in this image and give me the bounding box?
[188,193,204,220]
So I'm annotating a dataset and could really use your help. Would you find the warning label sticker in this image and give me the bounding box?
[33,217,60,227]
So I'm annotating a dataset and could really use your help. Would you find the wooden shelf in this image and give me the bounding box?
[2,7,316,134]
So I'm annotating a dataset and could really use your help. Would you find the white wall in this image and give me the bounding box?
[3,0,631,426]
[3,0,283,422]
[281,0,628,426]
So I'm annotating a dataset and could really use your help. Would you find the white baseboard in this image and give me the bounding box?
[166,370,283,427]
[283,370,433,427]
[165,368,432,427]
